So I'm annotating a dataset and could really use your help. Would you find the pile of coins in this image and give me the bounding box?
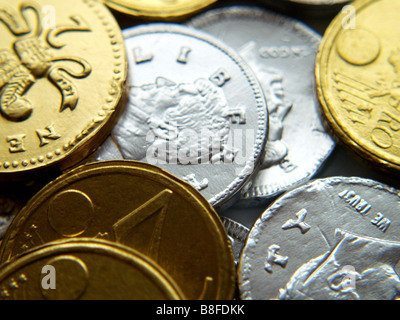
[0,0,399,300]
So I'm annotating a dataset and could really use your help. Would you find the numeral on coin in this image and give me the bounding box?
[112,189,173,261]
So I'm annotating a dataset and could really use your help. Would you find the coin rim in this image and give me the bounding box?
[237,175,400,300]
[0,160,236,300]
[0,238,185,300]
[121,23,268,209]
[187,5,336,200]
[315,0,400,172]
[0,0,128,180]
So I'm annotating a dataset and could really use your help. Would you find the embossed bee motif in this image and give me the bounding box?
[0,2,92,122]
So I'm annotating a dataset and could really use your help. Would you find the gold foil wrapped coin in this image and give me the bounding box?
[316,0,400,173]
[0,160,235,300]
[0,0,127,180]
[103,0,218,21]
[0,238,184,300]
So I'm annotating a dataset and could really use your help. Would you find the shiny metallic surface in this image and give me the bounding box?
[265,0,349,5]
[0,178,51,240]
[92,23,268,209]
[1,0,400,302]
[256,0,351,16]
[0,0,128,181]
[188,6,335,201]
[0,194,20,240]
[0,239,185,300]
[239,176,400,300]
[0,160,236,300]
[287,0,349,3]
[104,0,218,21]
[316,0,400,175]
[221,216,249,266]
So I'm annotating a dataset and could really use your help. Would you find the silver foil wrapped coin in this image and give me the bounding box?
[221,216,249,266]
[92,23,268,210]
[239,176,400,300]
[188,6,335,202]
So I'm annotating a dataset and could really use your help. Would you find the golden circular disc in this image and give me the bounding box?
[103,0,218,21]
[0,0,128,180]
[0,238,184,300]
[287,0,349,4]
[316,0,400,173]
[0,160,235,300]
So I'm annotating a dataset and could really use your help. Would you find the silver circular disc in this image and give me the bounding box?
[91,23,268,209]
[239,176,400,300]
[188,6,335,202]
